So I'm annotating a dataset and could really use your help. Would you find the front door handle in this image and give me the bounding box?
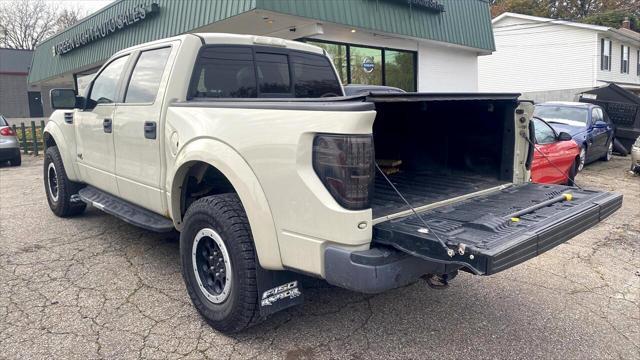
[144,121,157,139]
[103,118,112,133]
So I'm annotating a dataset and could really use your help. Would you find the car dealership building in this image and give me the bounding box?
[27,0,495,116]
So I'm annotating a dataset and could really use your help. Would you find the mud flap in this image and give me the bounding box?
[256,265,305,317]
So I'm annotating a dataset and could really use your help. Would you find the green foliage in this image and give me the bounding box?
[491,0,640,30]
[583,11,639,31]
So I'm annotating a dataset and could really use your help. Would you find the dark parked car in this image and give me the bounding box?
[534,102,614,171]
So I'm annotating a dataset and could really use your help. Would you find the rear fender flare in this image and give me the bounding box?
[43,122,80,181]
[169,138,282,270]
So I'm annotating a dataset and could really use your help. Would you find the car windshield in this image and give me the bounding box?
[534,106,588,125]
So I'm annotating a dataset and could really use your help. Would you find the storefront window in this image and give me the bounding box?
[349,46,383,86]
[306,41,348,85]
[385,50,415,92]
[303,40,416,91]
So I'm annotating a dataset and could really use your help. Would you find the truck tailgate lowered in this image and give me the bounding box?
[372,183,622,275]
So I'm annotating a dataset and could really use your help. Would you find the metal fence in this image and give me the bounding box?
[11,120,46,156]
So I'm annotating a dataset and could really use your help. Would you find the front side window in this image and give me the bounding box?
[190,47,257,98]
[292,52,343,97]
[125,47,172,103]
[592,108,604,124]
[621,45,629,74]
[601,39,611,71]
[89,55,130,105]
[533,118,556,144]
[255,52,291,95]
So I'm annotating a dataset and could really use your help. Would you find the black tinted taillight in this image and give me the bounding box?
[312,134,374,210]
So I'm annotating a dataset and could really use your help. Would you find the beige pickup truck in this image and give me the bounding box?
[44,33,622,333]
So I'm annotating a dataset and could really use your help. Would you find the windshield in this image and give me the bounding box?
[534,106,588,125]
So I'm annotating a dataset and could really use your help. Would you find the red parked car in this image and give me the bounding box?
[531,117,580,185]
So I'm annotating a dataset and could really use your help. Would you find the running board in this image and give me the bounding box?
[78,186,174,232]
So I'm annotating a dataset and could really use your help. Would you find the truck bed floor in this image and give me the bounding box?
[371,170,507,218]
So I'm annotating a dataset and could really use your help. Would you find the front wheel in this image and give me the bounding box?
[44,146,86,217]
[577,147,586,172]
[180,194,261,333]
[566,158,578,186]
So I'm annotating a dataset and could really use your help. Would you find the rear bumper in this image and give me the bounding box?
[324,246,453,294]
[0,147,20,161]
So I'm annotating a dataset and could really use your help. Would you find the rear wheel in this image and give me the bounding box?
[9,153,20,166]
[44,146,86,217]
[180,194,261,333]
[602,141,613,161]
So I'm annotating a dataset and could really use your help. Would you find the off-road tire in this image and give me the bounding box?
[9,154,21,166]
[44,146,86,217]
[180,194,261,333]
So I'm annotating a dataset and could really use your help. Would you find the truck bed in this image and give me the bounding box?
[372,170,508,219]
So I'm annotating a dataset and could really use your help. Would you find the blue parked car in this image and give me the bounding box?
[534,102,615,171]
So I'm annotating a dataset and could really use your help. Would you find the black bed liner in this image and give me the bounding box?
[373,183,622,275]
[372,171,507,219]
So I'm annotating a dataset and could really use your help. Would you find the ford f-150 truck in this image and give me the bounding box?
[44,33,622,333]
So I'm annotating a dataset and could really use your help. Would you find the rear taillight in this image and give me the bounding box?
[0,127,16,136]
[312,134,374,210]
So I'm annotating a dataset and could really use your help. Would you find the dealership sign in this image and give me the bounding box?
[52,3,159,56]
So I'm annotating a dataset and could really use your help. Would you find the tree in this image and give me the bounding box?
[490,0,640,30]
[0,0,84,50]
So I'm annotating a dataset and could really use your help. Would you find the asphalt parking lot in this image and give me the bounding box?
[0,155,638,359]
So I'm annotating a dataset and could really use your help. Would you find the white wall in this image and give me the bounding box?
[596,34,640,86]
[417,42,479,92]
[479,19,597,93]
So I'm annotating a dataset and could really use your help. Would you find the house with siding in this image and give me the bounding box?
[479,12,640,102]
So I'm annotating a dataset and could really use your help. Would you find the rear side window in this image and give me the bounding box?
[125,47,172,103]
[292,52,342,97]
[190,47,257,98]
[188,46,342,99]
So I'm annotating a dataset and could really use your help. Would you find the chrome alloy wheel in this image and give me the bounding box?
[192,228,232,304]
[578,147,586,172]
[47,162,59,202]
[606,141,613,161]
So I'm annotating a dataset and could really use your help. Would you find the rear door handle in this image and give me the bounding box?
[103,118,112,133]
[144,121,157,139]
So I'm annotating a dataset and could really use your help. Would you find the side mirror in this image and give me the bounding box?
[594,120,607,128]
[558,132,573,141]
[50,88,78,109]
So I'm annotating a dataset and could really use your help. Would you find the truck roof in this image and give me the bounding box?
[112,32,324,57]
